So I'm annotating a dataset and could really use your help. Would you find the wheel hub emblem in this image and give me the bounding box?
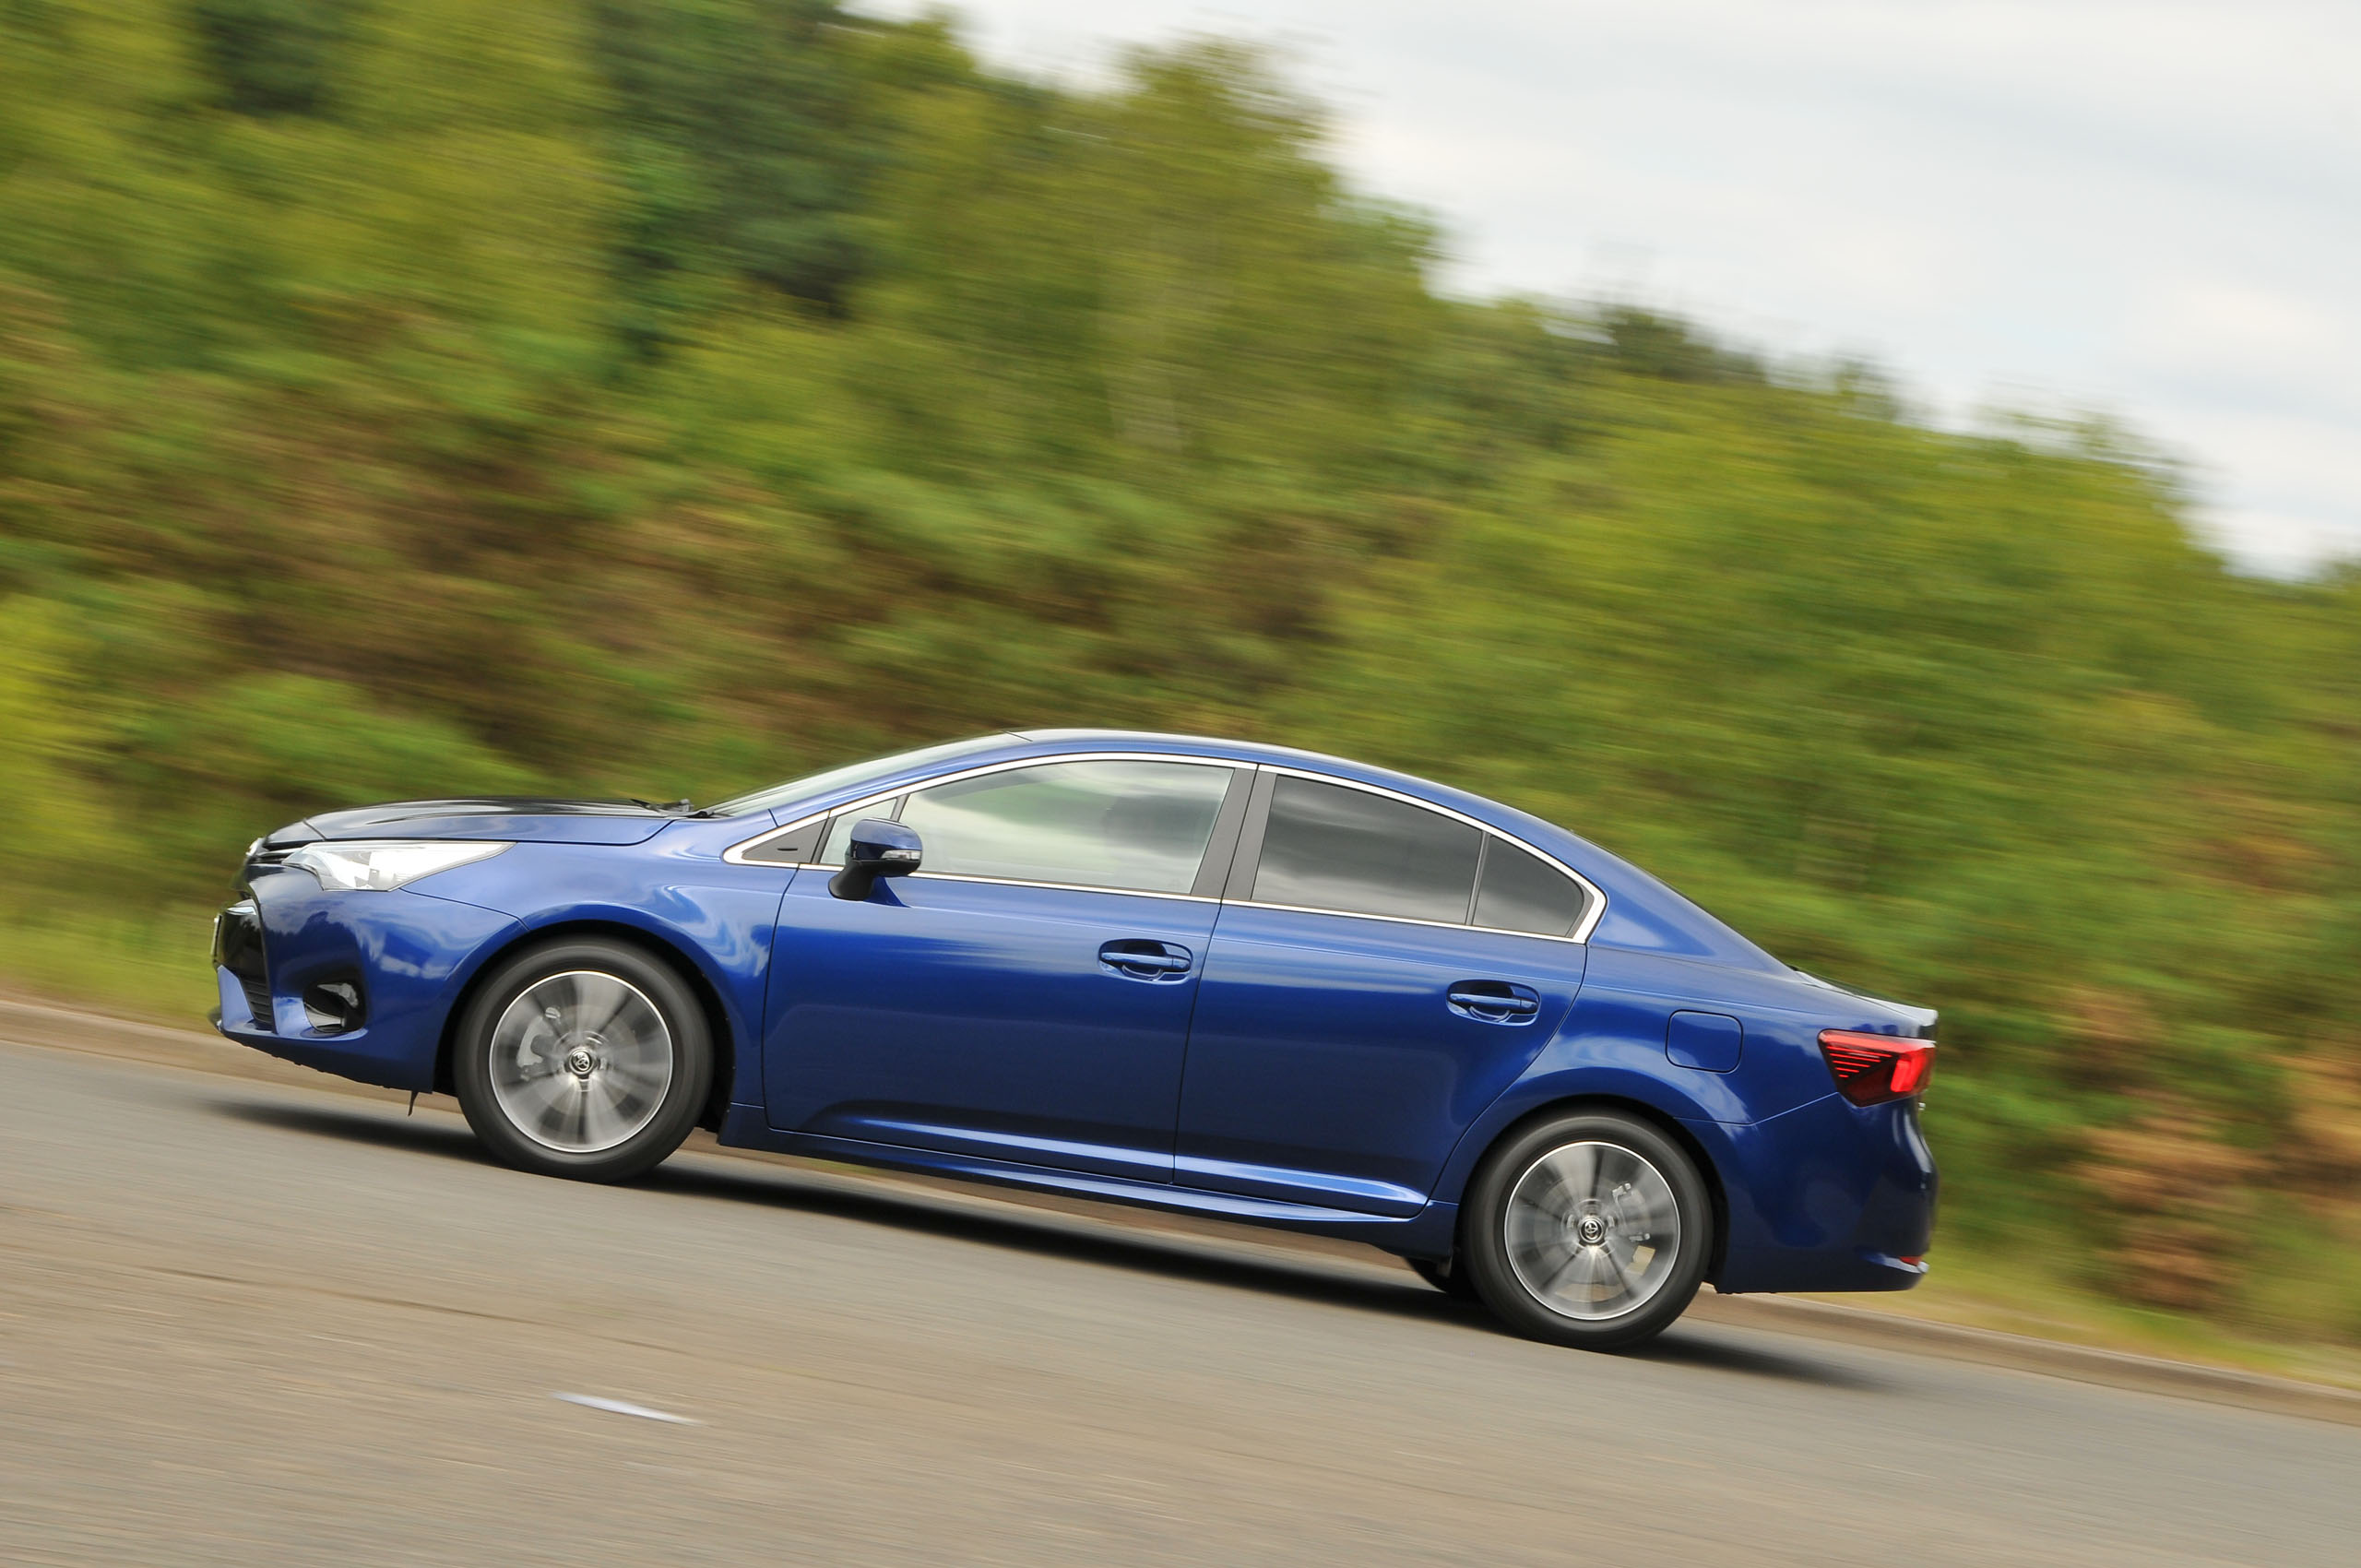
[564,1045,597,1079]
[1575,1214,1608,1246]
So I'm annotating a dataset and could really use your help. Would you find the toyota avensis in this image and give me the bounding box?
[211,730,1938,1349]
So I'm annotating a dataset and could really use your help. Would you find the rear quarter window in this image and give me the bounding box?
[1473,837,1586,938]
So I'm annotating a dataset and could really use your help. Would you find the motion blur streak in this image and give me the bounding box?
[0,1,2357,1344]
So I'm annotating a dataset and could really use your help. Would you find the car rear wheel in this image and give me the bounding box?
[454,938,712,1183]
[1461,1110,1712,1350]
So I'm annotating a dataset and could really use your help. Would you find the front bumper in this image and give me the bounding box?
[212,870,520,1092]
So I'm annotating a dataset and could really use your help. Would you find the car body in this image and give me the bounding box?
[212,730,1938,1343]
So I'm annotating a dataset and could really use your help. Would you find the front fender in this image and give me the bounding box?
[427,838,790,1111]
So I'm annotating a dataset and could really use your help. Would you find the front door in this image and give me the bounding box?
[765,758,1246,1183]
[1176,772,1592,1214]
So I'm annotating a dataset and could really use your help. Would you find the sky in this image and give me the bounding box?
[860,0,2361,576]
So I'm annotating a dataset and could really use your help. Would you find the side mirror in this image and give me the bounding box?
[829,818,923,901]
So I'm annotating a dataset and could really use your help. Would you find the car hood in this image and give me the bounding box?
[261,799,679,849]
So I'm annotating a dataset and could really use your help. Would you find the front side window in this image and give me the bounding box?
[1252,776,1481,923]
[895,760,1234,894]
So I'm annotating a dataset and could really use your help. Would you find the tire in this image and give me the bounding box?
[1409,1254,1484,1301]
[452,937,713,1183]
[1460,1110,1713,1351]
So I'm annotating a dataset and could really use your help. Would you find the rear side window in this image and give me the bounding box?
[1252,777,1481,923]
[896,760,1234,894]
[1473,837,1586,937]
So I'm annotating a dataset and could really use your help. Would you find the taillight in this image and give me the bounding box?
[1818,1029,1935,1106]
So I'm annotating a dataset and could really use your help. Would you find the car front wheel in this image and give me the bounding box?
[453,938,712,1183]
[1460,1110,1713,1350]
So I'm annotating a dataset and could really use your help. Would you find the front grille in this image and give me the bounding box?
[214,898,272,1031]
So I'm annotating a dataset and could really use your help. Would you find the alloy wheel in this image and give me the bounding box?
[1501,1140,1683,1322]
[486,970,675,1154]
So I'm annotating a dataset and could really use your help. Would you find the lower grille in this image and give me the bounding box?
[214,898,272,1031]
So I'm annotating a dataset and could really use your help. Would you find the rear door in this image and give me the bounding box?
[765,757,1249,1183]
[1176,771,1592,1214]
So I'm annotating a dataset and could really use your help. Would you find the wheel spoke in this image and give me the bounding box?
[1592,1244,1633,1302]
[576,972,635,1040]
[1539,1145,1599,1211]
[516,1070,571,1122]
[570,1091,597,1146]
[1538,1250,1590,1301]
[528,1081,575,1143]
[576,1081,626,1149]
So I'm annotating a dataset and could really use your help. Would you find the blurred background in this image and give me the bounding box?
[1,0,2356,1356]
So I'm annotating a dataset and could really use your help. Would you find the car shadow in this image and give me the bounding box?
[209,1094,1884,1394]
[216,1098,491,1163]
[1633,1326,1894,1393]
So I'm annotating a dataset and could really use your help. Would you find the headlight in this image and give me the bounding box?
[284,839,510,892]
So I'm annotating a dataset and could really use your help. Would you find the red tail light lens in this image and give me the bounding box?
[1818,1029,1936,1106]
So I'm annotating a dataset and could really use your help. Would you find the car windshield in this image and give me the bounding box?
[702,734,1023,818]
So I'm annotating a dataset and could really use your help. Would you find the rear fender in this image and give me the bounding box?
[1428,1048,1731,1212]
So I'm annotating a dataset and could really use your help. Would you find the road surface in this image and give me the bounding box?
[4,1040,2355,1566]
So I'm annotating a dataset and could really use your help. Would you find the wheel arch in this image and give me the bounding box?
[1444,1092,1734,1285]
[433,919,739,1131]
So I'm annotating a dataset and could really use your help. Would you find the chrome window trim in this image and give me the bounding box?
[904,871,1219,903]
[1224,897,1558,939]
[721,752,1242,872]
[722,749,1608,943]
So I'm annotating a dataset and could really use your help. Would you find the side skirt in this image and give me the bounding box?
[716,1105,1457,1257]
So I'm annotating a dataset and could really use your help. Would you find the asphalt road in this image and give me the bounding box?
[5,1040,2357,1567]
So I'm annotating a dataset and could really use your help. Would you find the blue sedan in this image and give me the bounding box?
[212,730,1938,1348]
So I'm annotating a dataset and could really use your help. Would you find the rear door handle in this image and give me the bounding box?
[1099,940,1193,981]
[1448,983,1542,1022]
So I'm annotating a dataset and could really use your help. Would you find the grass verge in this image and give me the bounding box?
[1806,1241,2361,1393]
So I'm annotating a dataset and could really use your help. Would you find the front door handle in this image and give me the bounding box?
[1099,940,1193,981]
[1448,982,1542,1023]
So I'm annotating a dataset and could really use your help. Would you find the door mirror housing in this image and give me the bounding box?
[829,818,923,901]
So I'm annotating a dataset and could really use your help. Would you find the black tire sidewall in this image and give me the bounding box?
[453,937,712,1183]
[1462,1110,1713,1350]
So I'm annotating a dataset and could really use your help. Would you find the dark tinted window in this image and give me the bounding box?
[1252,777,1481,923]
[1474,837,1585,937]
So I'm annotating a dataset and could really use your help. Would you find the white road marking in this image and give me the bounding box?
[552,1393,698,1425]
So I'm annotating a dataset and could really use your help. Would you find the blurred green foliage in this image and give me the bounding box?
[2,0,2356,1337]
